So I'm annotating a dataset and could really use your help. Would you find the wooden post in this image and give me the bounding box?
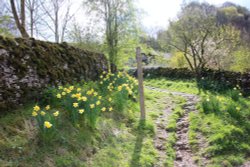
[136,47,146,120]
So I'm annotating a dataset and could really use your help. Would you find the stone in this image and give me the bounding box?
[0,36,108,112]
[176,151,183,161]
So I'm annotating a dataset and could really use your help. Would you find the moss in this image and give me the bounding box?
[0,36,108,112]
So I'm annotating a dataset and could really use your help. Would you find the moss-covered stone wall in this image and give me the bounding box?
[0,36,108,112]
[128,67,250,95]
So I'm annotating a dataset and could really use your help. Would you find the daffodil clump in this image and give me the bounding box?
[31,104,60,141]
[201,85,246,115]
[32,71,138,133]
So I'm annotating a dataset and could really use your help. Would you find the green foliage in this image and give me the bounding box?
[199,92,250,165]
[231,47,250,72]
[31,71,138,144]
[201,95,221,114]
[157,1,241,72]
[148,78,250,166]
[145,78,199,94]
[0,15,13,37]
[83,0,140,71]
[0,73,147,166]
[169,51,188,68]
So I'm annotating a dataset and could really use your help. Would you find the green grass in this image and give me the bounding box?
[0,82,174,167]
[147,78,250,166]
[145,78,200,94]
[2,76,250,166]
[0,97,157,166]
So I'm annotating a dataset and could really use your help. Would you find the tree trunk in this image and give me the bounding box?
[10,0,29,38]
[21,0,26,28]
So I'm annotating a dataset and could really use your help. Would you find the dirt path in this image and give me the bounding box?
[174,94,199,167]
[147,86,207,167]
[154,105,172,167]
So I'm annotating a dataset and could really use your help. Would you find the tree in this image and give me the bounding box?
[10,0,29,38]
[160,2,240,77]
[40,0,74,42]
[68,20,103,52]
[83,0,137,72]
[25,0,44,38]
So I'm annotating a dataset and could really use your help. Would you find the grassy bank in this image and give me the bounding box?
[145,78,250,166]
[0,73,176,167]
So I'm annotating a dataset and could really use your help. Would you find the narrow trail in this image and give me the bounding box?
[174,94,199,167]
[147,86,207,167]
[154,105,172,167]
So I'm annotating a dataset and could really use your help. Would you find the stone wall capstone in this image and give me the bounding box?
[0,36,108,112]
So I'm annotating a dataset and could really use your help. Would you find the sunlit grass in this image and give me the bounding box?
[147,78,250,166]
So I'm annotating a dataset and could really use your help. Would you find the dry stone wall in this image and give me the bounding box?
[0,36,108,112]
[129,67,250,95]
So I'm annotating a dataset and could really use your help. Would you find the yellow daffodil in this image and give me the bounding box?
[98,96,102,100]
[100,81,103,84]
[94,92,98,96]
[58,86,63,90]
[66,89,71,94]
[96,100,101,105]
[45,105,50,110]
[100,75,103,79]
[53,111,59,117]
[73,103,79,108]
[62,92,66,96]
[79,109,85,114]
[75,93,81,98]
[82,96,87,101]
[109,107,113,111]
[32,111,38,117]
[118,86,122,91]
[77,88,81,92]
[44,121,52,129]
[56,93,62,99]
[71,94,76,98]
[40,111,46,116]
[87,90,92,95]
[90,104,95,109]
[108,98,112,102]
[33,105,40,111]
[101,107,106,112]
[69,86,74,90]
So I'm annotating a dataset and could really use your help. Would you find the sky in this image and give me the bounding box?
[136,0,250,34]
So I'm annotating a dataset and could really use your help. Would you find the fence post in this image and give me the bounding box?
[136,47,146,120]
